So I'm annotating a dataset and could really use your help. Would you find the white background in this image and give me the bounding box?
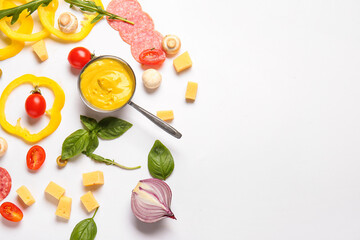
[1,0,360,239]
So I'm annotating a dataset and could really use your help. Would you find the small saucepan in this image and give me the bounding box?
[78,55,182,139]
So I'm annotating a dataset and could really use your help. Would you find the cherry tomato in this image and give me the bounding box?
[139,49,166,66]
[68,47,92,69]
[0,202,23,222]
[26,145,46,170]
[25,91,46,118]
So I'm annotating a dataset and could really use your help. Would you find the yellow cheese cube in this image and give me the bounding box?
[185,81,198,101]
[156,110,174,121]
[82,171,104,187]
[56,196,72,220]
[16,185,35,206]
[45,181,65,200]
[32,40,48,62]
[80,191,99,212]
[173,51,192,73]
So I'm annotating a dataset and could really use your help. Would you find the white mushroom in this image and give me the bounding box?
[142,69,162,90]
[58,12,78,34]
[0,137,8,157]
[161,35,181,55]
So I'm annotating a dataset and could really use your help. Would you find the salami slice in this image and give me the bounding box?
[106,0,143,32]
[130,30,165,63]
[118,11,155,44]
[0,167,11,202]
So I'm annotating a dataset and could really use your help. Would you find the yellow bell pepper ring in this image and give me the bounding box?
[0,34,24,61]
[0,74,65,143]
[0,1,33,60]
[0,0,50,42]
[38,0,104,42]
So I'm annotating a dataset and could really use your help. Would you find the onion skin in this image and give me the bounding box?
[131,178,176,223]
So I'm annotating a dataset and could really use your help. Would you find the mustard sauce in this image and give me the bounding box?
[80,58,135,111]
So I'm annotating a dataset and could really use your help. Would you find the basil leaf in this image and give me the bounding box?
[97,117,132,140]
[85,132,99,154]
[80,115,98,132]
[148,140,174,180]
[61,129,90,160]
[70,218,97,240]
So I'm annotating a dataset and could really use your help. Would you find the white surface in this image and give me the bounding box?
[1,0,360,239]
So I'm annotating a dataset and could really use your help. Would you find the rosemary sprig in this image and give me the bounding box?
[64,0,134,24]
[0,0,52,24]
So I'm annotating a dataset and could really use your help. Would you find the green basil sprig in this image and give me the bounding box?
[148,140,174,180]
[70,208,98,240]
[61,115,140,170]
[84,152,138,170]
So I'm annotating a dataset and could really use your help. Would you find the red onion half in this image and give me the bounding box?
[131,178,176,223]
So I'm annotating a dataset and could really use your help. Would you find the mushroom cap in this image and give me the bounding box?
[142,69,162,89]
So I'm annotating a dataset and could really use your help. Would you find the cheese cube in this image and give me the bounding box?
[32,40,48,61]
[45,181,65,200]
[185,81,198,101]
[80,191,99,212]
[173,51,192,73]
[82,171,104,187]
[156,110,174,121]
[55,196,72,220]
[16,185,35,206]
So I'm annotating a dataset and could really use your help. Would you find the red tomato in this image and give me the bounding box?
[68,47,92,69]
[25,92,46,118]
[139,49,166,66]
[26,145,46,170]
[0,202,23,222]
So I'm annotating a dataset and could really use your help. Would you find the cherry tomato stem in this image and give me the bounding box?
[25,88,46,118]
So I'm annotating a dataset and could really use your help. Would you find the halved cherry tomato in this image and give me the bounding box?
[25,88,46,118]
[68,47,92,69]
[139,49,166,66]
[0,202,23,222]
[26,145,46,170]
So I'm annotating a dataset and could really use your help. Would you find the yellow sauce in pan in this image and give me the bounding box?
[80,58,135,111]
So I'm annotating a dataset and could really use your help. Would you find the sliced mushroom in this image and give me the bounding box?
[58,12,78,34]
[161,35,181,55]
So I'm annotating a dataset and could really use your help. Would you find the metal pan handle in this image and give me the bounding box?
[128,101,182,139]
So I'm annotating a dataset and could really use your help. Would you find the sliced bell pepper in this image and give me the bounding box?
[38,0,103,42]
[0,0,50,42]
[0,74,65,143]
[0,1,32,60]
